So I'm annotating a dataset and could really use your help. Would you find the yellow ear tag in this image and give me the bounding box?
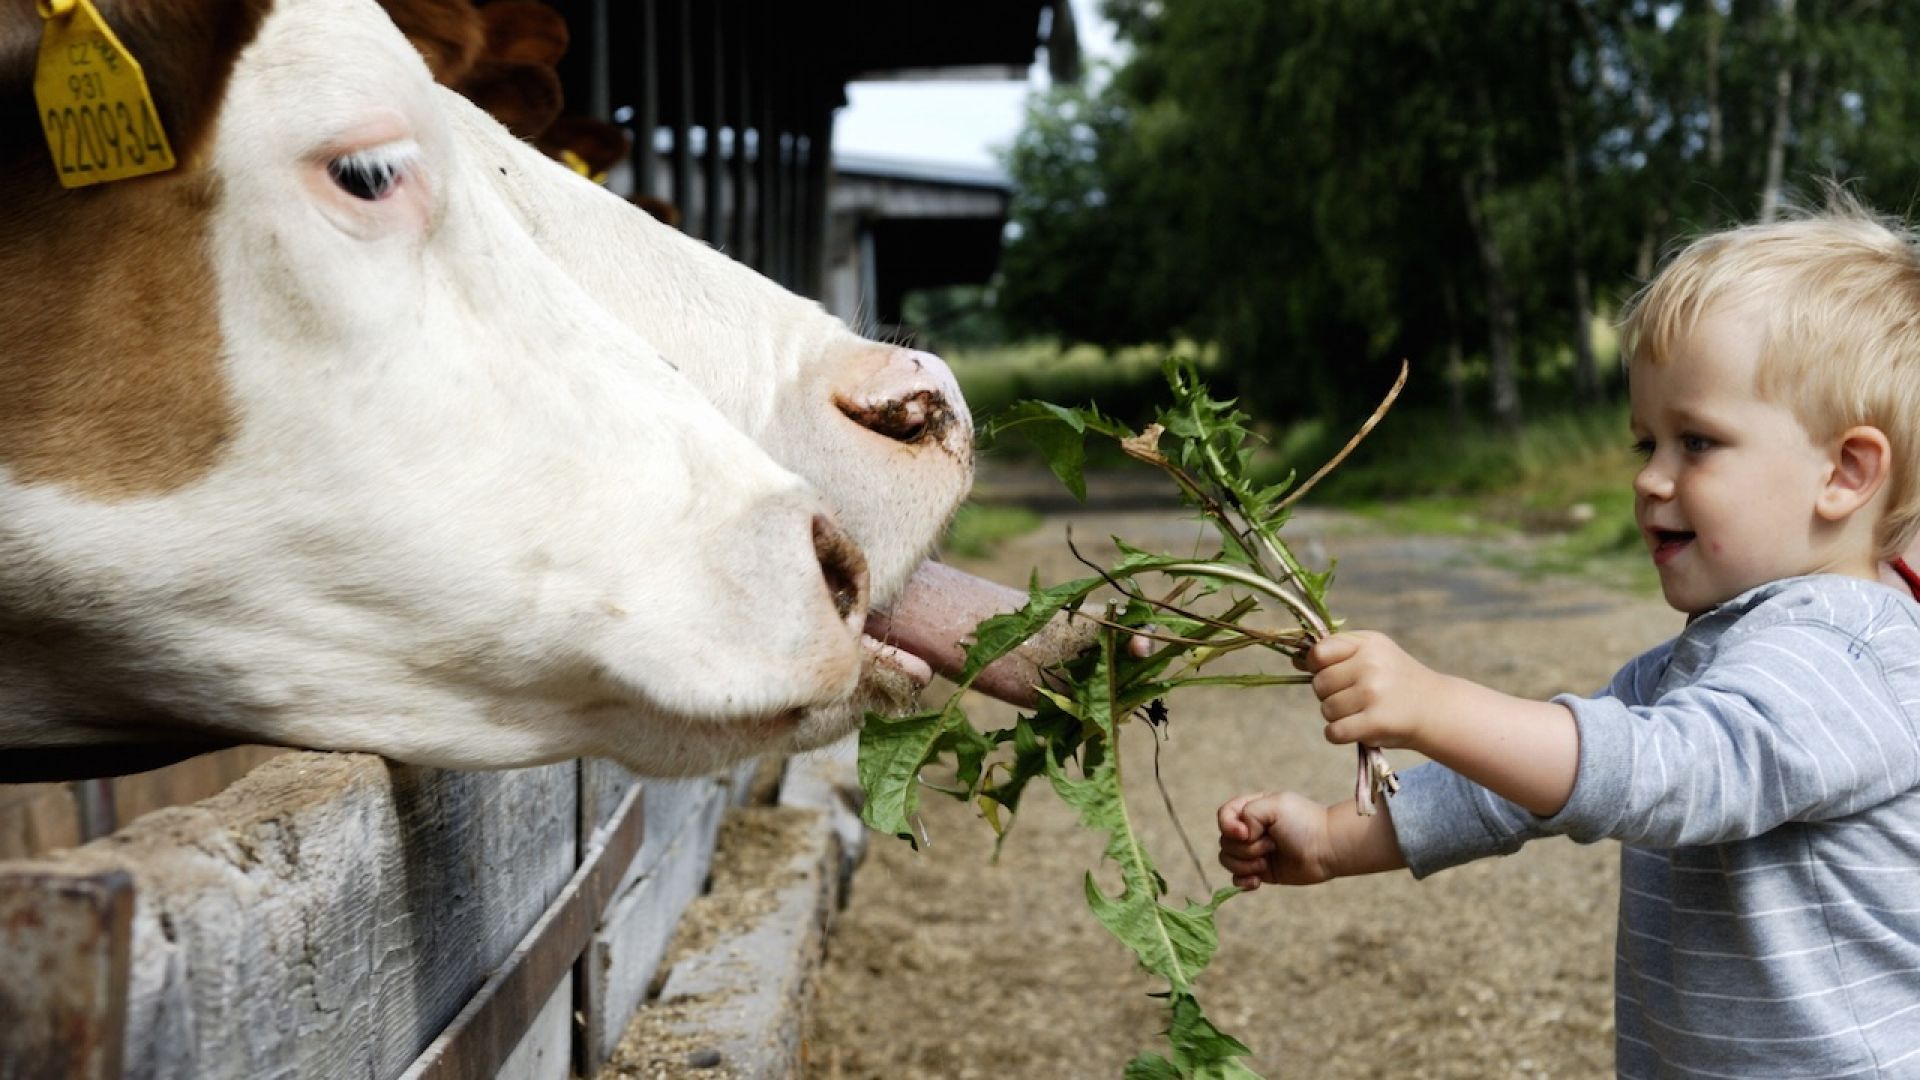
[557,148,609,185]
[32,0,177,188]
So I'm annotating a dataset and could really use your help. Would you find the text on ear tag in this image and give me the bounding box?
[33,0,177,188]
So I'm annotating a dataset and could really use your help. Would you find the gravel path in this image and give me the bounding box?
[805,480,1678,1079]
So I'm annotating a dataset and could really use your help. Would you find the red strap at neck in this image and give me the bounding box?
[1892,557,1920,602]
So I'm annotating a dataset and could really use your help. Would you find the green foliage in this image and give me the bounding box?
[997,1,1920,428]
[949,340,1215,432]
[941,502,1044,559]
[1272,399,1656,592]
[858,361,1401,1076]
[1271,402,1632,503]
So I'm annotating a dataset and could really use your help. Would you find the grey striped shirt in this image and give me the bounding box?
[1389,575,1920,1078]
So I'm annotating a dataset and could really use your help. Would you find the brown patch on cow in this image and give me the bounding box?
[478,0,567,66]
[0,171,234,498]
[630,193,681,228]
[0,0,262,498]
[446,0,571,142]
[455,56,562,139]
[381,0,484,83]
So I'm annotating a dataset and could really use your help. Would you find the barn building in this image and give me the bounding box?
[541,0,1076,313]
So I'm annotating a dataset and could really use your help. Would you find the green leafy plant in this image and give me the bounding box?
[858,358,1406,1077]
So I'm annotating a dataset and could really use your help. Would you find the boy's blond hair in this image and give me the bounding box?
[1621,195,1920,558]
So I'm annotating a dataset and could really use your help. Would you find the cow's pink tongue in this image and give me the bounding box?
[864,560,1098,708]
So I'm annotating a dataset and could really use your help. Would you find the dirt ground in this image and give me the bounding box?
[803,472,1680,1079]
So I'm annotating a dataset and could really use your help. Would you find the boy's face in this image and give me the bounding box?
[1629,305,1851,614]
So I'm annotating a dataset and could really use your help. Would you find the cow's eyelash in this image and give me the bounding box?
[326,141,419,201]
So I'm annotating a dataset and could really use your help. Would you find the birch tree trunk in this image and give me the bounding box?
[1705,1,1725,168]
[1549,4,1598,404]
[1758,0,1797,223]
[1461,161,1522,431]
[1442,278,1467,425]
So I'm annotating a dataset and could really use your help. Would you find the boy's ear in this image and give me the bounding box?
[1817,425,1893,522]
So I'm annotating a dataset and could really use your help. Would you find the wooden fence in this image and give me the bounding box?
[0,747,779,1079]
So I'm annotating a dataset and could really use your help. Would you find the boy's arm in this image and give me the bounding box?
[1324,796,1408,875]
[1217,791,1406,888]
[1409,677,1579,817]
[1310,632,1579,817]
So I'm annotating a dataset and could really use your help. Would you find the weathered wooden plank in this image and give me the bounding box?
[399,784,643,1080]
[579,777,730,1072]
[0,782,82,860]
[0,752,576,1080]
[0,868,132,1080]
[579,759,640,848]
[493,973,572,1080]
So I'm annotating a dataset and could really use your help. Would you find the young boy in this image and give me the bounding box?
[1219,204,1920,1077]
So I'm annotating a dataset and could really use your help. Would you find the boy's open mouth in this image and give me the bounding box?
[1650,528,1695,565]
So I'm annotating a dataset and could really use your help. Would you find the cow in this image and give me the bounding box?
[0,0,1066,783]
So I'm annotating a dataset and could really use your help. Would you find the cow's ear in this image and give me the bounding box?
[1,0,271,175]
[456,57,560,139]
[479,0,566,67]
[381,0,482,84]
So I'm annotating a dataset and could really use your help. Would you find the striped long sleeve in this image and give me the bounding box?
[1386,575,1920,1077]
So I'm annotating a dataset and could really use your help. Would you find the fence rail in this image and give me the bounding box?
[0,747,763,1080]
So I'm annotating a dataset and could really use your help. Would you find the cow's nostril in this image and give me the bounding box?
[835,391,950,445]
[812,514,869,625]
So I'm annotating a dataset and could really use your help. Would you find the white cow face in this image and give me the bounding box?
[459,105,982,756]
[468,128,975,601]
[0,0,971,777]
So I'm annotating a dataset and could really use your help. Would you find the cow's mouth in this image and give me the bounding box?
[860,560,1094,707]
[859,633,934,687]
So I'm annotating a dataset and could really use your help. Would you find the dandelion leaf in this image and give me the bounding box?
[857,707,992,844]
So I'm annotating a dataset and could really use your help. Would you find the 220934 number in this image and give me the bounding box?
[42,99,166,176]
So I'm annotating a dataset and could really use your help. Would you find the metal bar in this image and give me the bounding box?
[729,0,751,260]
[755,2,776,277]
[397,784,647,1080]
[703,0,725,244]
[785,128,803,290]
[802,111,831,298]
[70,777,117,842]
[0,868,133,1080]
[669,0,694,223]
[588,0,610,119]
[632,0,659,196]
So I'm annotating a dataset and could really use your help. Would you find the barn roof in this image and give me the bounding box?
[542,0,1070,300]
[554,1,1076,121]
[832,1,1079,85]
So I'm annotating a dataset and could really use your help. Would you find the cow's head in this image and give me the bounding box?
[0,0,1001,778]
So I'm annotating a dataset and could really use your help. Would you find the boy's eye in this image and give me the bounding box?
[1681,433,1715,454]
[1630,438,1654,460]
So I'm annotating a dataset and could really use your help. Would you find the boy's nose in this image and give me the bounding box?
[1633,461,1672,500]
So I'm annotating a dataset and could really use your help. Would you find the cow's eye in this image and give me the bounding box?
[326,143,415,201]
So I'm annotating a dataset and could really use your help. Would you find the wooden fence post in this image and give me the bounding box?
[0,868,133,1080]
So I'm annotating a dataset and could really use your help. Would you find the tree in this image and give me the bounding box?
[997,0,1920,429]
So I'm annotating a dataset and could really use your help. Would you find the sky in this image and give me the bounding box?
[830,0,1118,174]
